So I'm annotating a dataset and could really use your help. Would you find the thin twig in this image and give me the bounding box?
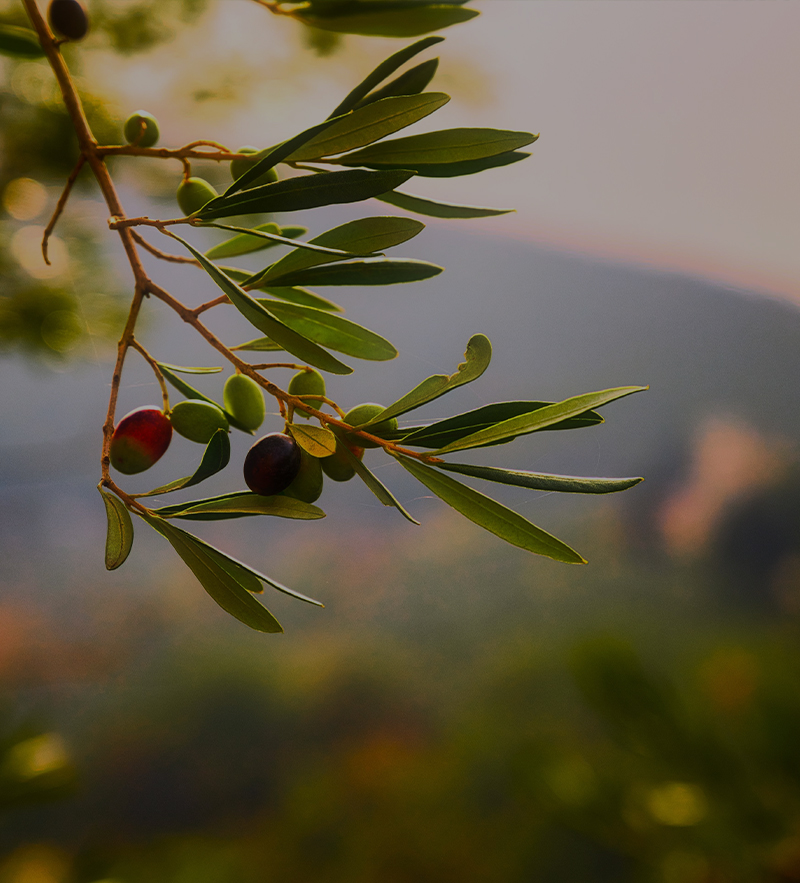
[97,145,240,161]
[109,216,189,230]
[42,154,85,264]
[192,295,230,316]
[131,230,199,265]
[130,338,171,411]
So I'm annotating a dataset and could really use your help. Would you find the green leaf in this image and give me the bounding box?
[154,491,325,521]
[338,127,537,166]
[289,93,450,162]
[204,224,306,260]
[354,58,440,108]
[378,189,512,218]
[139,430,231,497]
[156,362,222,375]
[434,386,648,455]
[255,257,442,288]
[370,333,491,424]
[167,232,353,375]
[354,149,530,178]
[204,222,377,261]
[156,362,251,433]
[230,337,283,353]
[296,4,479,38]
[328,35,444,117]
[397,401,604,449]
[339,444,420,524]
[141,514,285,632]
[288,423,338,457]
[249,216,425,286]
[221,270,343,311]
[0,24,45,58]
[260,300,397,361]
[434,462,644,495]
[99,489,134,571]
[197,169,417,219]
[395,456,585,563]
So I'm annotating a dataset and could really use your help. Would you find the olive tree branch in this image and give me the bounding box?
[41,154,85,264]
[130,230,200,265]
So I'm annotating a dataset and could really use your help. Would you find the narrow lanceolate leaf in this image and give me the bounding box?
[395,456,585,564]
[204,224,306,260]
[100,489,134,571]
[329,35,444,117]
[156,362,222,375]
[154,491,325,521]
[354,58,440,109]
[139,430,231,497]
[197,169,416,220]
[167,232,352,375]
[337,128,537,167]
[203,222,377,261]
[397,401,604,449]
[230,337,282,353]
[289,93,450,162]
[434,386,648,455]
[221,270,343,311]
[356,150,530,178]
[250,217,425,286]
[378,189,513,218]
[258,257,442,288]
[156,363,251,433]
[296,4,479,38]
[340,444,420,525]
[0,24,45,58]
[141,514,284,632]
[259,301,398,361]
[288,423,338,457]
[434,462,644,495]
[370,333,492,425]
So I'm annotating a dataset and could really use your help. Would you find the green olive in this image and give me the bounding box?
[169,400,229,444]
[230,146,279,187]
[123,110,160,147]
[320,438,363,482]
[288,369,326,419]
[223,373,265,432]
[283,448,323,503]
[176,177,218,216]
[342,402,397,449]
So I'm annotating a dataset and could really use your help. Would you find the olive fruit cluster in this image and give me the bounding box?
[48,0,88,41]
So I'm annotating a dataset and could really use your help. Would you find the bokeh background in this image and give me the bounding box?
[2,2,800,881]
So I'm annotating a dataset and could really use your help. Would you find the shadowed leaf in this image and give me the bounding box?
[434,461,644,494]
[100,489,134,570]
[139,430,231,497]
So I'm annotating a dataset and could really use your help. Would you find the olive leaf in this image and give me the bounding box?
[204,224,307,261]
[287,423,338,457]
[154,491,325,521]
[202,222,379,261]
[156,362,222,375]
[156,362,251,433]
[354,58,439,108]
[221,270,343,311]
[434,462,644,495]
[99,489,134,571]
[378,189,512,219]
[295,2,479,38]
[257,258,442,288]
[395,455,585,564]
[0,24,45,58]
[138,430,231,497]
[339,444,419,525]
[350,149,530,179]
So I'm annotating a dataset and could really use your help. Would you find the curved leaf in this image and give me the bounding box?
[139,430,231,497]
[0,24,44,58]
[204,222,376,261]
[99,489,134,571]
[378,189,513,218]
[221,270,343,311]
[204,224,306,260]
[339,444,419,524]
[288,423,338,457]
[156,362,222,375]
[296,4,479,38]
[395,456,585,563]
[434,462,644,495]
[354,58,440,108]
[259,257,442,288]
[360,150,530,178]
[155,491,325,520]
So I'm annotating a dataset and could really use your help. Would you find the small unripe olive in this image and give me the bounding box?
[283,448,323,504]
[48,0,88,41]
[230,146,279,187]
[123,110,160,147]
[321,438,364,482]
[110,406,172,474]
[176,177,218,216]
[342,402,397,449]
[244,432,302,496]
[223,373,265,432]
[288,369,326,419]
[169,400,229,444]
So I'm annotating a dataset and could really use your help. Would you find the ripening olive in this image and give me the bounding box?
[110,406,172,474]
[176,177,218,216]
[244,432,302,496]
[288,368,326,419]
[123,110,160,147]
[283,448,323,504]
[342,402,397,449]
[230,146,279,187]
[169,400,229,444]
[48,0,88,41]
[320,437,364,482]
[223,373,265,432]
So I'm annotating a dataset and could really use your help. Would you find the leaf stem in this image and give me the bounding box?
[41,154,85,264]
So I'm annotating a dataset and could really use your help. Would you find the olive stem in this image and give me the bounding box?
[130,338,171,412]
[41,154,85,264]
[131,230,199,265]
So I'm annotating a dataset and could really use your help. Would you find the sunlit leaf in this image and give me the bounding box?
[0,24,45,58]
[204,224,306,260]
[329,35,444,117]
[296,3,479,38]
[99,489,134,570]
[230,337,282,352]
[156,362,251,433]
[434,462,644,494]
[156,362,222,375]
[198,169,416,219]
[369,333,491,424]
[395,456,585,563]
[288,423,338,457]
[203,222,376,261]
[434,386,648,454]
[289,93,450,161]
[167,232,353,375]
[340,444,419,524]
[354,58,439,108]
[378,189,512,218]
[139,430,231,496]
[258,257,442,288]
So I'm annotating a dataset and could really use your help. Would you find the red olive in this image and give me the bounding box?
[110,406,172,475]
[243,432,302,496]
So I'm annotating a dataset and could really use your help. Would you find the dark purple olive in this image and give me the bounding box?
[243,432,302,496]
[48,0,89,41]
